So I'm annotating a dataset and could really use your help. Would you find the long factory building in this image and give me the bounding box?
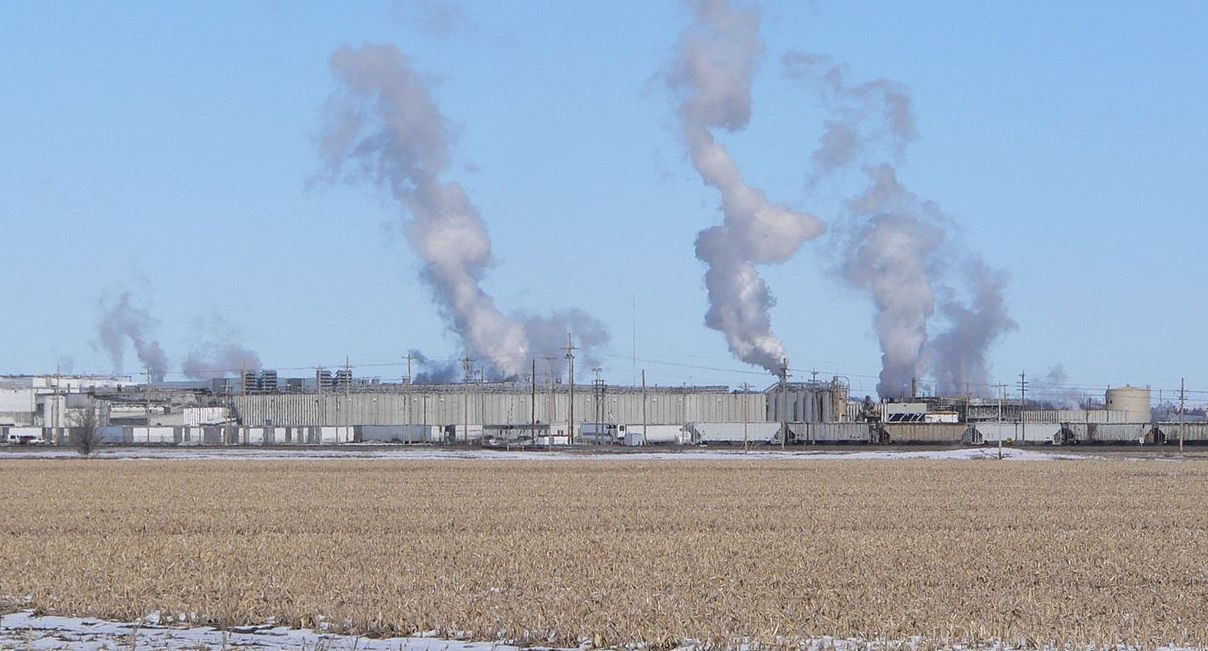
[4,373,1206,447]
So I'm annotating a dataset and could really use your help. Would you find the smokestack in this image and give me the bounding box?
[667,0,825,374]
[95,291,169,382]
[317,44,607,377]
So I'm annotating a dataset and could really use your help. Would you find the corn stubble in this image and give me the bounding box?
[1,458,1206,648]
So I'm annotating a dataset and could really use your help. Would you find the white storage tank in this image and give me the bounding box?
[1105,386,1151,423]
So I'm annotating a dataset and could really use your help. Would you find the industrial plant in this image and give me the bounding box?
[2,369,1203,449]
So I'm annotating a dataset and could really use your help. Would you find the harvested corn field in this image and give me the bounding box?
[2,456,1207,648]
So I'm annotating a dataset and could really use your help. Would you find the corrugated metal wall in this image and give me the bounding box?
[182,407,229,426]
[1074,423,1148,443]
[233,389,766,428]
[973,422,1064,443]
[804,422,873,443]
[1022,409,1131,424]
[883,423,968,444]
[1156,424,1208,442]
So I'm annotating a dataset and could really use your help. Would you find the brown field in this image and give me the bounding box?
[2,457,1207,648]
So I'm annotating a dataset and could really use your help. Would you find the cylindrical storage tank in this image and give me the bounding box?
[1105,386,1151,423]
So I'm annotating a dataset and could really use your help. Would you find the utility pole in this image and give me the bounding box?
[477,369,485,435]
[779,358,789,450]
[994,383,1007,459]
[240,362,249,446]
[316,365,324,447]
[592,367,603,445]
[1180,378,1186,453]
[462,354,473,445]
[565,335,576,445]
[345,356,351,444]
[145,366,152,445]
[53,366,61,446]
[530,359,537,444]
[546,356,555,449]
[405,353,413,442]
[641,369,647,445]
[965,384,972,426]
[741,381,752,453]
[1019,371,1028,444]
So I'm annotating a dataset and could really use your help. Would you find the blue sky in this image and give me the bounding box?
[1,1,1205,403]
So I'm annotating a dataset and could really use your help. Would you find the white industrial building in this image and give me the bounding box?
[2,372,1197,448]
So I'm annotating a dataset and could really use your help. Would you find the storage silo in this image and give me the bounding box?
[1105,386,1151,424]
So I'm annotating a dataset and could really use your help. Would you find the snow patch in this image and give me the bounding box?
[1,611,1195,650]
[0,610,576,651]
[0,446,1089,462]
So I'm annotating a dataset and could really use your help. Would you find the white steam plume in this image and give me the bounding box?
[408,309,607,384]
[787,53,1015,399]
[784,52,916,175]
[930,259,1014,396]
[95,291,169,382]
[841,167,944,398]
[1030,365,1085,410]
[668,0,826,374]
[317,44,607,377]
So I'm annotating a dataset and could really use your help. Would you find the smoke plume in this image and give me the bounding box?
[406,308,607,384]
[786,52,1015,398]
[524,308,611,378]
[181,317,261,380]
[318,43,607,377]
[407,349,461,384]
[95,291,169,382]
[840,168,944,398]
[783,52,916,174]
[1030,365,1085,410]
[667,0,826,374]
[930,259,1013,396]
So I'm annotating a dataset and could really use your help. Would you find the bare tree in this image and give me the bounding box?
[72,400,102,456]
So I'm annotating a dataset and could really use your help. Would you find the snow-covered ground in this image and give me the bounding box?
[0,445,1088,462]
[0,610,573,650]
[3,610,931,650]
[3,611,1196,650]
